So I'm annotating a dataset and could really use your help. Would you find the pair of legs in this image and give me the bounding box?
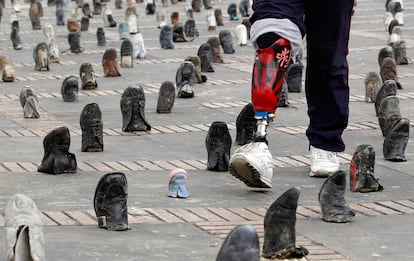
[252,0,353,152]
[230,0,354,187]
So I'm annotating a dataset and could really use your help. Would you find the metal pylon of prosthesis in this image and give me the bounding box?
[254,111,274,141]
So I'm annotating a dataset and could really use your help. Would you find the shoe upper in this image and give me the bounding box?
[310,146,340,175]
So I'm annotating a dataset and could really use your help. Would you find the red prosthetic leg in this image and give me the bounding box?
[252,37,292,142]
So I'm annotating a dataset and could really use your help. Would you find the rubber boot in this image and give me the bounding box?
[236,103,256,145]
[94,172,129,231]
[80,16,89,31]
[205,121,232,171]
[156,81,175,113]
[235,24,247,46]
[378,95,401,137]
[318,170,355,223]
[350,144,383,192]
[383,118,409,162]
[121,85,151,131]
[262,187,309,259]
[80,103,103,152]
[216,225,260,261]
[375,79,397,116]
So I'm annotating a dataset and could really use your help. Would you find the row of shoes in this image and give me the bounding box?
[3,172,355,259]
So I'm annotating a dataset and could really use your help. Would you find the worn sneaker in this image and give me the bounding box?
[229,142,273,188]
[309,145,340,177]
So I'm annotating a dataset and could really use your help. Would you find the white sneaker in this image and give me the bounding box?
[309,145,340,177]
[229,142,273,188]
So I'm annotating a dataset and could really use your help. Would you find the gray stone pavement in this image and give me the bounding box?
[0,0,413,260]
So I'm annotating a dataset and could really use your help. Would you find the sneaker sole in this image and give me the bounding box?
[309,170,331,178]
[229,156,272,188]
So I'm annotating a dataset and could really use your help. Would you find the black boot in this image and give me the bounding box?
[197,43,214,72]
[38,126,77,174]
[96,27,106,46]
[350,144,383,192]
[378,95,401,137]
[80,62,98,89]
[94,172,128,231]
[175,61,195,98]
[205,121,232,171]
[121,85,151,131]
[319,170,355,223]
[286,62,303,93]
[219,30,235,54]
[375,79,397,116]
[156,81,175,113]
[191,0,201,12]
[80,16,89,31]
[11,21,22,50]
[216,225,260,261]
[159,25,174,49]
[262,187,309,259]
[61,75,79,102]
[239,0,250,17]
[19,86,40,118]
[236,103,256,145]
[120,38,133,68]
[68,32,84,53]
[80,103,104,152]
[383,118,409,162]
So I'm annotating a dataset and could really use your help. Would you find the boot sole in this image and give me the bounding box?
[229,156,271,188]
